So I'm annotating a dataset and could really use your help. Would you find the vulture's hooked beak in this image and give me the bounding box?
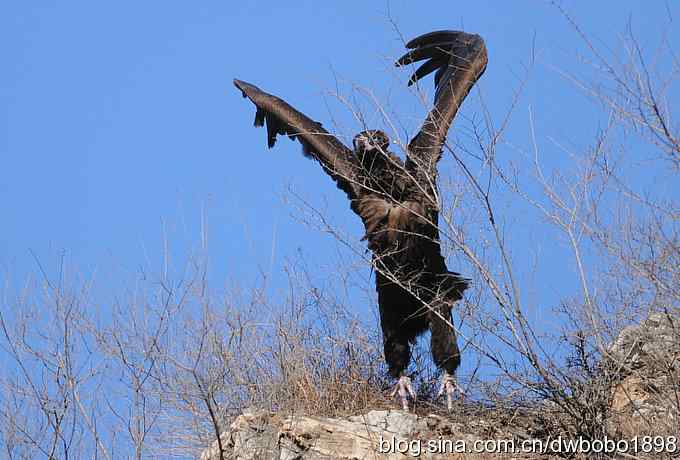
[354,135,377,153]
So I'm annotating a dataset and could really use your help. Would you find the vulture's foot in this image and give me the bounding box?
[390,375,416,411]
[437,372,464,412]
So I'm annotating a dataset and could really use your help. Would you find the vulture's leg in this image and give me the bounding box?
[377,272,420,411]
[430,302,462,411]
[383,332,416,411]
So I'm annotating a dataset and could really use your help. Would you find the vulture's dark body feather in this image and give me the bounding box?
[234,31,488,381]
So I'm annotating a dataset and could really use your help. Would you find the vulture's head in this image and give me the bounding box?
[353,130,390,160]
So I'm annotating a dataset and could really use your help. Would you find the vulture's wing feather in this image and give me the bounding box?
[396,31,487,193]
[234,79,363,202]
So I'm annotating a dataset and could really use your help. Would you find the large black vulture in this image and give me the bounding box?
[234,30,487,410]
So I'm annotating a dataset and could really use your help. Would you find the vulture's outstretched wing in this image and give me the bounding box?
[234,79,363,202]
[396,31,488,194]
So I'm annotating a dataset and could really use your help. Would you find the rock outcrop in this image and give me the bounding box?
[200,408,539,460]
[607,312,679,438]
[609,312,680,373]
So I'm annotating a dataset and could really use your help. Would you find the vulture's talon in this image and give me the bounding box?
[437,372,464,412]
[390,375,416,411]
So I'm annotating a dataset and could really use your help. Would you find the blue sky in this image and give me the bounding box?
[2,1,677,326]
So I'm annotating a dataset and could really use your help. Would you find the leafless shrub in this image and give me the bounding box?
[0,249,397,458]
